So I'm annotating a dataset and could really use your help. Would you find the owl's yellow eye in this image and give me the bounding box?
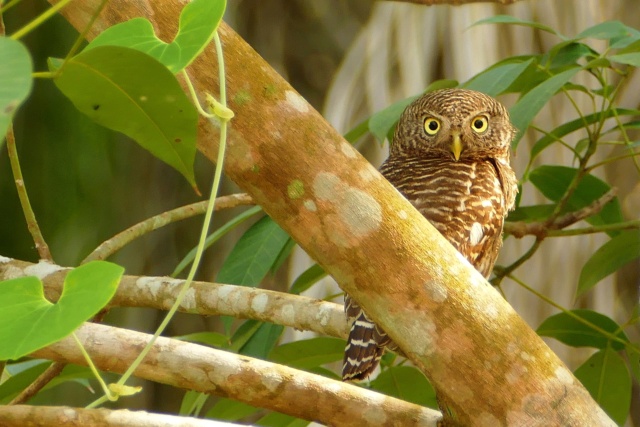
[424,118,440,135]
[471,116,489,133]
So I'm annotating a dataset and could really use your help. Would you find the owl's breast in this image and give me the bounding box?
[380,157,507,277]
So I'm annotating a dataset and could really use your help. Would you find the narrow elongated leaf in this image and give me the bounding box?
[578,231,640,297]
[505,204,555,222]
[609,52,640,67]
[0,261,124,360]
[509,67,581,148]
[257,412,309,427]
[368,79,458,143]
[289,263,327,294]
[49,46,198,188]
[464,59,533,96]
[85,0,226,72]
[574,348,631,426]
[576,21,639,41]
[528,165,623,233]
[537,310,629,351]
[370,366,437,408]
[238,322,283,360]
[206,398,260,421]
[472,15,564,39]
[175,332,229,348]
[529,108,640,162]
[269,337,345,369]
[0,38,33,142]
[217,215,291,286]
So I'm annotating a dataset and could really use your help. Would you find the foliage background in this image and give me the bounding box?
[1,0,638,424]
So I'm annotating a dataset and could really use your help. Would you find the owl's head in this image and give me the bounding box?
[390,88,516,161]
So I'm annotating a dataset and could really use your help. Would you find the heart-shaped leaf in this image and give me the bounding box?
[49,46,199,189]
[0,261,124,360]
[0,38,33,143]
[85,0,226,73]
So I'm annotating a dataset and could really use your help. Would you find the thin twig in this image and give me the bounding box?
[82,193,255,263]
[505,188,618,239]
[5,125,53,261]
[491,238,542,286]
[9,362,65,405]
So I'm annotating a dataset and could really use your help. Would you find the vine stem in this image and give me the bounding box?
[9,0,74,40]
[86,30,232,402]
[5,125,53,261]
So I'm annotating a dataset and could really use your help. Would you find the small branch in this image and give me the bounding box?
[544,219,640,237]
[82,193,255,263]
[387,0,522,4]
[0,405,245,427]
[0,258,349,340]
[31,323,441,427]
[5,125,53,261]
[491,238,542,287]
[505,189,618,239]
[8,362,65,405]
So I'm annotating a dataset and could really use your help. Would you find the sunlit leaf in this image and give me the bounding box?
[472,15,564,39]
[509,67,581,148]
[0,38,33,143]
[85,0,226,72]
[257,412,309,427]
[0,261,123,360]
[537,310,629,351]
[574,348,631,426]
[206,398,260,421]
[49,46,199,189]
[578,231,640,297]
[464,59,533,96]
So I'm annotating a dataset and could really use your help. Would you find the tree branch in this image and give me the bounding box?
[8,362,66,405]
[0,258,348,340]
[30,323,441,427]
[49,1,615,424]
[0,405,247,427]
[505,189,619,239]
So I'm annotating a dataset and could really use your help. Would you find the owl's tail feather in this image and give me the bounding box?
[342,311,386,381]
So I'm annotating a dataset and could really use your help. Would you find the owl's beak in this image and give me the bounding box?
[451,133,463,161]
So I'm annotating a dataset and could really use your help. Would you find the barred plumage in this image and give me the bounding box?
[342,88,518,381]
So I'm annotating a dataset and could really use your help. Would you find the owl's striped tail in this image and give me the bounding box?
[342,296,390,381]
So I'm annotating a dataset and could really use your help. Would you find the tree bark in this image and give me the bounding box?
[29,322,440,427]
[48,1,615,425]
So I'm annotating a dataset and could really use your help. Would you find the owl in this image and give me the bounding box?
[342,88,518,381]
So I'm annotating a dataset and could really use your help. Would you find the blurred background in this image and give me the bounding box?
[2,0,639,424]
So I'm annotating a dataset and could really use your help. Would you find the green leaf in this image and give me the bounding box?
[574,348,631,426]
[289,263,327,295]
[0,38,33,143]
[368,79,457,143]
[257,412,309,427]
[217,215,291,287]
[239,322,283,360]
[368,96,419,143]
[609,52,640,67]
[528,165,623,234]
[529,109,640,162]
[537,310,629,351]
[578,231,640,297]
[269,337,345,369]
[370,366,438,408]
[174,331,229,348]
[179,390,208,416]
[49,46,199,189]
[0,362,92,403]
[576,21,638,41]
[463,59,533,96]
[628,349,640,383]
[0,261,124,360]
[85,0,226,73]
[343,118,369,145]
[472,15,564,39]
[271,238,296,273]
[506,204,555,223]
[509,67,581,149]
[206,398,260,421]
[546,42,596,69]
